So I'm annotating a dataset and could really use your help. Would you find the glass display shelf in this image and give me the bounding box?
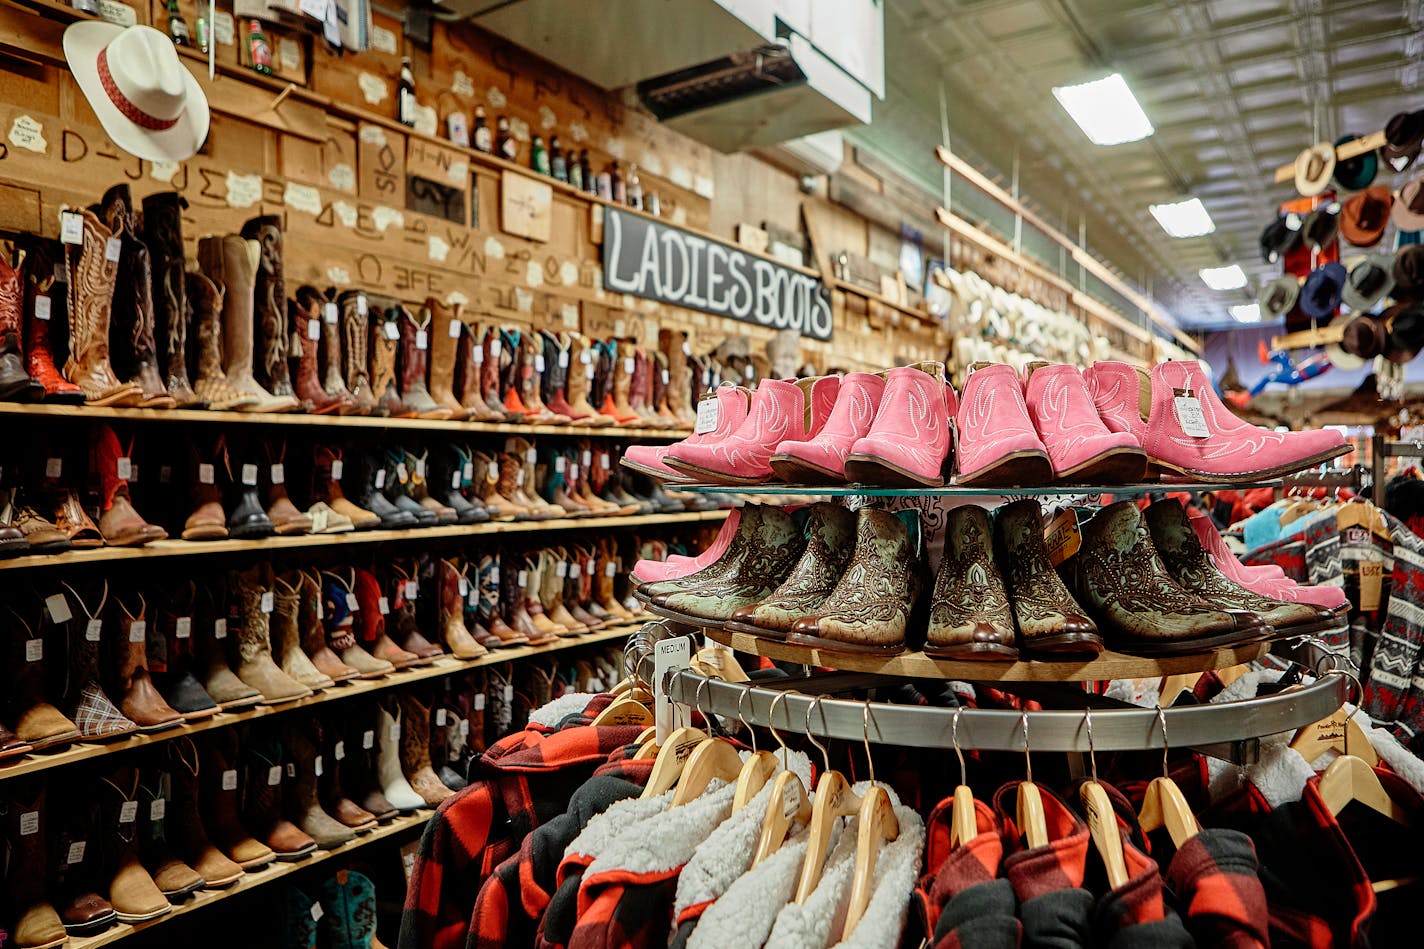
[669,480,1283,497]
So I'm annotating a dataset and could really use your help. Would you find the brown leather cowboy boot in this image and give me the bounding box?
[4,602,81,750]
[0,251,43,403]
[64,210,142,406]
[395,305,449,418]
[196,236,296,412]
[338,290,380,414]
[481,326,520,420]
[387,564,443,662]
[231,564,312,704]
[95,766,172,923]
[239,735,318,861]
[198,735,277,870]
[281,724,355,850]
[661,328,696,427]
[288,289,345,414]
[111,595,184,732]
[264,440,314,536]
[165,740,246,887]
[437,558,487,658]
[5,780,73,946]
[424,297,469,419]
[397,693,455,806]
[566,333,611,425]
[315,289,361,414]
[134,767,205,901]
[296,569,359,684]
[370,304,413,417]
[457,322,503,421]
[97,184,173,408]
[994,499,1103,657]
[90,425,167,546]
[272,573,334,692]
[185,271,257,410]
[923,504,1018,659]
[142,191,204,407]
[312,445,380,531]
[21,238,86,404]
[312,717,379,834]
[240,215,298,404]
[726,502,855,640]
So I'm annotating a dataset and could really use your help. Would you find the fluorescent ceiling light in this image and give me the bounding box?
[1200,265,1247,291]
[1150,198,1215,238]
[1051,73,1154,146]
[1230,303,1261,322]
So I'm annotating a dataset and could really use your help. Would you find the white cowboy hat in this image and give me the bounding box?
[1293,142,1337,197]
[64,22,209,163]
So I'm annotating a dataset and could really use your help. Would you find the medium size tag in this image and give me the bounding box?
[86,618,102,641]
[378,596,390,615]
[221,769,238,791]
[362,730,375,750]
[330,459,344,480]
[535,354,546,373]
[335,740,345,760]
[526,447,538,464]
[405,580,419,599]
[271,464,285,485]
[60,210,84,244]
[214,618,227,640]
[104,236,122,262]
[19,812,39,836]
[473,693,486,711]
[555,456,565,473]
[65,841,86,865]
[116,456,133,481]
[435,708,447,726]
[260,592,274,614]
[490,339,502,357]
[694,398,719,434]
[558,350,569,368]
[623,357,635,374]
[356,294,369,316]
[1173,394,1210,438]
[347,593,360,611]
[653,637,692,744]
[383,322,400,341]
[25,639,42,662]
[314,756,323,777]
[307,319,321,341]
[374,469,386,490]
[448,319,462,339]
[415,330,429,350]
[128,620,146,643]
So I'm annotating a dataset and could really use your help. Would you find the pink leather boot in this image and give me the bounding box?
[1188,513,1286,583]
[770,371,887,484]
[839,364,954,486]
[632,508,742,584]
[1086,360,1348,482]
[663,377,840,484]
[1188,513,1347,611]
[621,386,752,481]
[1023,362,1145,483]
[955,363,1052,487]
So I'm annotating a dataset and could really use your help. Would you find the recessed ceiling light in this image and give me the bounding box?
[1051,73,1154,146]
[1200,265,1247,291]
[1230,303,1262,322]
[1149,198,1216,238]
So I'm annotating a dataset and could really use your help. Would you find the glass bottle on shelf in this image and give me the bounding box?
[550,136,568,183]
[646,191,661,217]
[167,0,190,46]
[397,57,417,128]
[626,164,643,210]
[531,135,550,176]
[581,150,596,195]
[446,109,469,147]
[568,146,584,190]
[610,161,626,205]
[195,15,210,54]
[497,117,518,161]
[472,106,492,153]
[248,20,272,75]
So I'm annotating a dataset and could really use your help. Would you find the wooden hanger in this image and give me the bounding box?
[1137,707,1201,850]
[948,708,978,849]
[795,695,863,902]
[590,694,653,727]
[1016,710,1049,849]
[842,701,899,941]
[731,686,778,811]
[752,691,812,866]
[638,726,708,798]
[1335,497,1391,542]
[1079,707,1129,890]
[1290,706,1380,768]
[668,677,742,807]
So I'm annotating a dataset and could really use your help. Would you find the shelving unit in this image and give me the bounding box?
[0,622,640,783]
[0,511,729,572]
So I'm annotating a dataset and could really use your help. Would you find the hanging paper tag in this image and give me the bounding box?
[45,456,61,478]
[362,730,375,750]
[415,458,426,478]
[149,798,166,821]
[558,351,569,368]
[555,456,565,473]
[324,302,339,324]
[415,330,429,350]
[104,237,122,262]
[60,210,84,244]
[378,596,390,615]
[585,364,595,380]
[25,639,42,662]
[462,461,475,481]
[260,592,274,614]
[199,463,215,484]
[435,708,447,726]
[334,740,345,760]
[683,341,692,356]
[460,718,470,737]
[1360,560,1384,611]
[45,593,72,624]
[405,580,419,599]
[503,683,514,704]
[457,576,469,596]
[525,447,538,464]
[314,756,323,777]
[356,294,368,316]
[86,618,102,641]
[534,354,546,373]
[214,618,227,639]
[286,763,296,778]
[1173,394,1210,438]
[452,470,462,488]
[517,570,528,587]
[374,468,386,490]
[33,294,52,320]
[307,319,321,341]
[331,459,344,480]
[241,463,258,485]
[66,841,86,864]
[1044,509,1082,567]
[271,463,285,485]
[118,801,138,824]
[516,469,525,486]
[159,465,172,484]
[569,464,579,481]
[175,616,192,639]
[662,370,670,385]
[347,593,359,611]
[570,563,581,579]
[580,348,592,365]
[388,722,400,741]
[582,450,592,467]
[653,636,692,743]
[221,769,238,791]
[555,560,568,578]
[694,398,719,434]
[128,620,146,643]
[396,462,409,483]
[311,903,324,922]
[623,357,635,374]
[472,346,484,365]
[384,322,400,341]
[116,456,133,481]
[473,693,486,711]
[490,339,502,357]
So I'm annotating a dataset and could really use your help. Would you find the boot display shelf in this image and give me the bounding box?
[669,480,1283,496]
[0,510,729,572]
[63,810,430,949]
[663,637,1345,765]
[0,402,692,439]
[0,621,640,783]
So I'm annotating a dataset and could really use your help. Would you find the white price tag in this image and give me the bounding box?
[601,454,610,469]
[104,237,122,262]
[453,470,463,488]
[330,459,344,480]
[86,618,102,641]
[311,903,324,922]
[653,636,692,744]
[307,319,321,341]
[582,450,592,468]
[324,302,339,324]
[45,456,61,478]
[335,741,345,760]
[175,616,192,639]
[116,456,133,481]
[694,398,719,434]
[683,341,692,355]
[435,708,447,726]
[555,560,568,578]
[45,594,71,624]
[128,620,145,643]
[118,801,138,824]
[624,357,635,374]
[267,765,282,786]
[555,456,565,473]
[159,465,172,484]
[397,463,408,482]
[503,684,513,703]
[60,211,83,244]
[781,780,801,820]
[33,295,51,321]
[449,319,463,339]
[569,464,579,481]
[25,639,42,662]
[662,370,670,385]
[585,364,595,380]
[149,798,166,821]
[314,756,323,777]
[526,447,538,464]
[1174,395,1210,438]
[260,592,274,614]
[214,618,227,639]
[384,322,400,341]
[375,469,386,490]
[378,596,390,615]
[472,346,484,365]
[516,469,524,486]
[66,841,86,865]
[199,463,215,484]
[460,719,470,738]
[363,730,375,750]
[558,351,569,368]
[581,349,592,365]
[473,693,486,711]
[416,330,429,350]
[287,763,296,778]
[357,294,369,316]
[535,354,546,373]
[517,570,528,587]
[241,464,258,485]
[405,580,419,599]
[271,464,285,485]
[221,769,238,791]
[415,458,426,478]
[490,339,502,357]
[347,593,359,611]
[605,562,616,577]
[458,577,470,596]
[388,723,401,741]
[19,812,38,836]
[569,563,580,579]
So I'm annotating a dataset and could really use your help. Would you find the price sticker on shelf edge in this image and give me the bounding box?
[694,398,719,434]
[118,801,138,824]
[653,635,692,744]
[1173,392,1210,438]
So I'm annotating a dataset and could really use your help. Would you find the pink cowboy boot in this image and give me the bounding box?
[1187,513,1286,583]
[1023,362,1145,483]
[771,371,887,484]
[839,364,953,487]
[663,377,839,484]
[1084,360,1347,482]
[1188,513,1348,611]
[631,508,742,584]
[621,386,752,482]
[955,363,1052,487]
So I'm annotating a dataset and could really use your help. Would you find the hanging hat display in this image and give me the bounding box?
[1300,202,1340,250]
[1298,262,1347,321]
[1383,109,1424,173]
[1341,254,1395,312]
[1293,142,1337,197]
[1394,244,1424,301]
[1339,185,1393,247]
[1259,214,1302,263]
[1392,176,1424,232]
[1258,275,1300,320]
[1331,133,1379,191]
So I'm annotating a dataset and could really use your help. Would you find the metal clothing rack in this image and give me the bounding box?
[1280,464,1370,494]
[1371,436,1424,506]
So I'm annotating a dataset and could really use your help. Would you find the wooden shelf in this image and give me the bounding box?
[0,510,730,572]
[0,622,640,783]
[67,810,429,949]
[703,627,1269,683]
[0,403,691,439]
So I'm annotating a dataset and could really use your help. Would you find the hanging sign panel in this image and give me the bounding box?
[601,207,833,340]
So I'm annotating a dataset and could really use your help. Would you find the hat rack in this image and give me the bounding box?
[1272,131,1389,185]
[1279,464,1370,494]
